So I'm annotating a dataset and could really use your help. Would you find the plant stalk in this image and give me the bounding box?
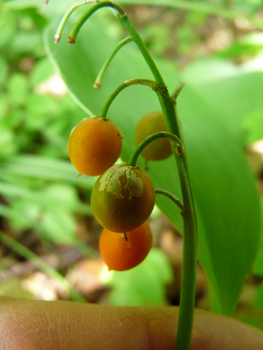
[94,36,133,88]
[128,131,183,167]
[116,11,197,350]
[100,78,157,118]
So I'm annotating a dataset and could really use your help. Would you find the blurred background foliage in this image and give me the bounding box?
[0,0,263,329]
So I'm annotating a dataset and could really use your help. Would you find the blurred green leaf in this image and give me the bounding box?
[41,207,77,244]
[216,41,263,60]
[9,31,43,56]
[0,127,17,157]
[26,93,59,124]
[44,184,80,210]
[7,73,29,107]
[0,180,88,212]
[254,281,263,310]
[6,0,262,30]
[5,0,81,18]
[2,109,24,129]
[243,110,263,146]
[0,55,8,87]
[181,57,263,145]
[0,180,92,243]
[106,248,173,306]
[0,95,8,118]
[44,15,260,315]
[30,57,55,87]
[239,317,263,330]
[253,197,263,277]
[117,0,262,28]
[0,155,96,188]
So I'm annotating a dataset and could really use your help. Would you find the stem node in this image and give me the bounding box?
[156,86,169,99]
[67,36,76,44]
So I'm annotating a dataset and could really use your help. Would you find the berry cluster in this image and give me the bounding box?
[68,111,172,271]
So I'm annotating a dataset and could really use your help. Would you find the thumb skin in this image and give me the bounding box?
[0,297,263,350]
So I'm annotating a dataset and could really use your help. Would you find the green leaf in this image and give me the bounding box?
[0,127,17,157]
[239,317,263,330]
[105,248,173,306]
[26,93,59,123]
[0,155,96,189]
[30,57,55,87]
[9,31,43,55]
[253,197,263,276]
[0,55,8,87]
[7,73,29,107]
[179,86,260,314]
[41,207,77,244]
[254,281,263,310]
[116,0,262,28]
[0,95,8,118]
[44,13,260,315]
[5,0,82,18]
[44,183,80,211]
[181,57,263,144]
[0,180,92,244]
[243,110,263,146]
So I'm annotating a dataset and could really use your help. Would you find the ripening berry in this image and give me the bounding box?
[67,116,122,176]
[91,162,155,233]
[134,111,172,161]
[99,221,152,271]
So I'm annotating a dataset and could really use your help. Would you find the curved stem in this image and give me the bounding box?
[116,14,166,88]
[115,12,197,350]
[155,188,184,211]
[55,0,96,43]
[67,1,125,43]
[128,131,184,167]
[115,13,182,139]
[100,78,157,118]
[94,36,133,88]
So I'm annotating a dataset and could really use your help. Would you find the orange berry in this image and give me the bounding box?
[67,116,122,176]
[99,221,152,271]
[134,111,172,161]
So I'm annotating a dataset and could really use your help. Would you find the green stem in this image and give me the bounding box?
[155,188,184,211]
[55,0,96,43]
[100,78,157,118]
[115,11,197,350]
[116,13,165,88]
[0,231,87,303]
[67,1,125,43]
[94,36,133,88]
[128,131,183,167]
